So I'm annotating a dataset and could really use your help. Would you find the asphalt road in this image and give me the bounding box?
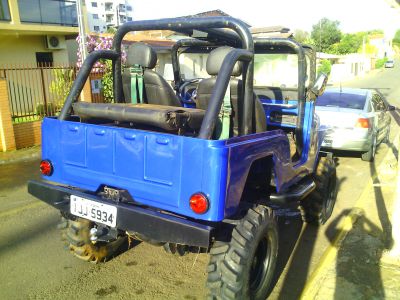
[0,64,399,300]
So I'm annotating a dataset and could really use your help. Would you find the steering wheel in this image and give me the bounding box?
[178,78,202,104]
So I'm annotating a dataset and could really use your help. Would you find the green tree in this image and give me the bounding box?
[311,18,342,52]
[329,32,366,55]
[393,29,400,46]
[49,68,75,106]
[317,59,332,75]
[294,29,310,44]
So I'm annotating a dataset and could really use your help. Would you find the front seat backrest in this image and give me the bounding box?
[196,46,267,137]
[123,42,181,107]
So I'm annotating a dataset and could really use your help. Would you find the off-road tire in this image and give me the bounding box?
[361,135,377,162]
[207,205,278,300]
[299,155,337,225]
[59,216,128,263]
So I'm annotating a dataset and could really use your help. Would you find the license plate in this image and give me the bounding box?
[70,195,117,227]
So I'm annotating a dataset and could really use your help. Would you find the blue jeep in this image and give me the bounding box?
[28,17,336,300]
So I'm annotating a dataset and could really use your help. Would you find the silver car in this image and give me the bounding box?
[315,88,394,161]
[385,60,395,68]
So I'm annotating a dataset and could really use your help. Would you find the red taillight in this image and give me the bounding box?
[355,118,370,128]
[189,193,209,214]
[40,160,53,176]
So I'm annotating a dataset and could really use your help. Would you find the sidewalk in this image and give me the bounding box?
[301,136,400,299]
[0,145,40,165]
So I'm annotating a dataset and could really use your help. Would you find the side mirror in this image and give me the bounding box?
[388,105,396,111]
[312,73,328,97]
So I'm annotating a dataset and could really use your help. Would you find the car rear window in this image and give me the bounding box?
[316,92,366,110]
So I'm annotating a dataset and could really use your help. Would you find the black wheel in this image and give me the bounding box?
[383,127,390,144]
[59,216,128,263]
[299,155,337,225]
[361,135,377,162]
[207,205,278,300]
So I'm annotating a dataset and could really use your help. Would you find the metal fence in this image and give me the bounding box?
[0,64,105,123]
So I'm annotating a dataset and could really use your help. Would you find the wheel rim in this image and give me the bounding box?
[249,233,273,293]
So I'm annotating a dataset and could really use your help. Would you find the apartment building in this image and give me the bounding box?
[0,0,78,64]
[85,0,134,33]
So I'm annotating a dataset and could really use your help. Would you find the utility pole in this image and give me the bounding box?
[76,0,88,61]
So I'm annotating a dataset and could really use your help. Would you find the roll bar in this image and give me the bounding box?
[59,50,119,120]
[112,17,255,135]
[171,39,213,92]
[58,17,255,137]
[198,49,253,139]
[254,38,307,155]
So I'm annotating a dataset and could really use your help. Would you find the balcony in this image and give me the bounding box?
[17,0,78,26]
[105,3,113,12]
[118,4,126,13]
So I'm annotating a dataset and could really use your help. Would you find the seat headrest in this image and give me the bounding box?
[126,42,157,69]
[206,46,242,77]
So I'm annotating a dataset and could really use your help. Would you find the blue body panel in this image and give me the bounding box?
[41,115,320,222]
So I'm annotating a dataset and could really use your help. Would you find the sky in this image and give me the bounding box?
[130,0,400,38]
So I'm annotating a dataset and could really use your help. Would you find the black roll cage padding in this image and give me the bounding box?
[254,38,307,155]
[112,17,255,136]
[302,45,316,88]
[171,39,213,92]
[59,50,119,120]
[198,49,253,139]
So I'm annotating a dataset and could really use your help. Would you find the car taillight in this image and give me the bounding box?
[189,193,209,214]
[355,118,370,128]
[40,160,53,176]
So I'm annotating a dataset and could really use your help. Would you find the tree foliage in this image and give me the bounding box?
[317,59,332,75]
[329,32,366,55]
[293,29,310,44]
[49,68,74,104]
[393,29,400,45]
[311,18,341,52]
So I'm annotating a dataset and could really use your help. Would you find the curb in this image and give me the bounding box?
[300,133,399,299]
[0,146,41,165]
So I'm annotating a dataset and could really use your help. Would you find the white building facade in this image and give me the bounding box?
[85,0,134,33]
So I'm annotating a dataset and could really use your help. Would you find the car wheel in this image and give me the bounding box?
[361,135,377,162]
[383,127,390,144]
[207,205,278,300]
[60,216,129,263]
[299,155,337,225]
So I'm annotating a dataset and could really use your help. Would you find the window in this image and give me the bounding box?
[0,0,11,21]
[316,92,367,110]
[91,2,97,7]
[93,14,99,19]
[18,0,77,26]
[94,25,100,31]
[36,52,53,67]
[127,17,132,21]
[126,5,132,11]
[254,54,300,88]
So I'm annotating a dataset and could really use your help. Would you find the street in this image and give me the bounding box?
[0,65,399,300]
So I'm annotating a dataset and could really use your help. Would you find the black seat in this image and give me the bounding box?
[123,42,181,107]
[196,46,267,137]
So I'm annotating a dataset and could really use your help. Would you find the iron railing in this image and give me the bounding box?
[0,63,105,123]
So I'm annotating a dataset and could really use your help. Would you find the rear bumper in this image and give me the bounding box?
[28,180,213,248]
[321,129,371,152]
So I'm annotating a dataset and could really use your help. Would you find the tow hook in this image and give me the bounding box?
[90,225,118,243]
